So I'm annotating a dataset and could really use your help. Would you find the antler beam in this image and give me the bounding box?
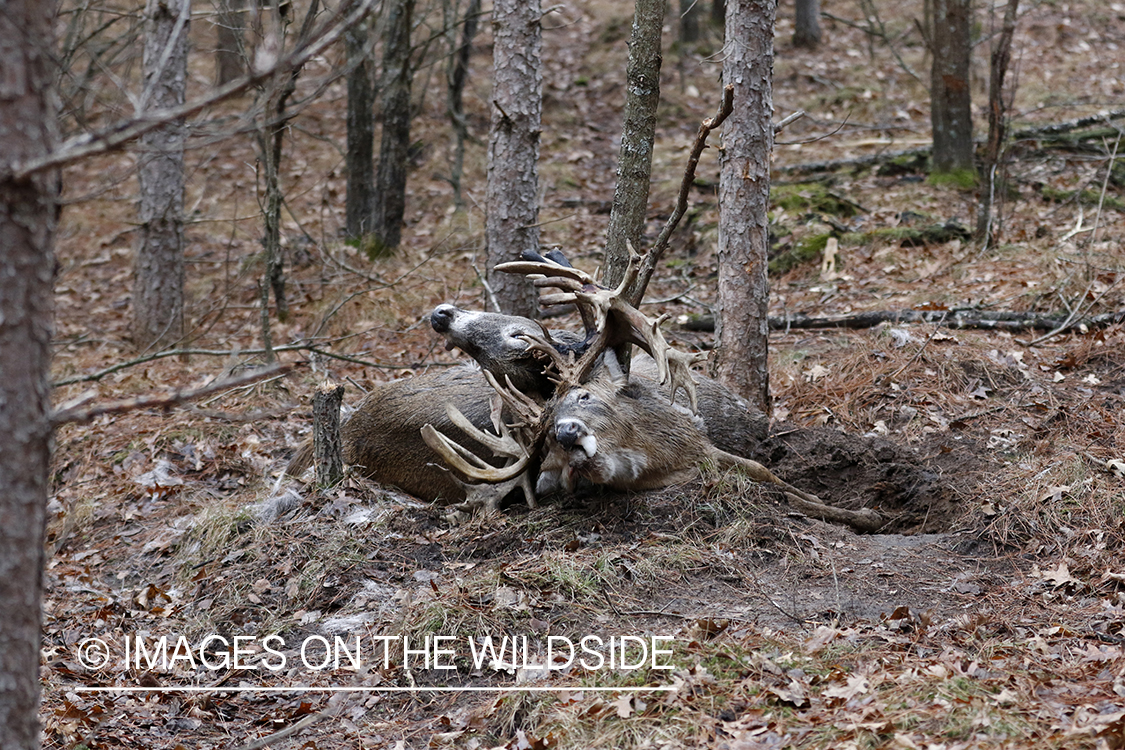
[496,246,703,409]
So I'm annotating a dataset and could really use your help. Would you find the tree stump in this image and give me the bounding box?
[313,381,345,487]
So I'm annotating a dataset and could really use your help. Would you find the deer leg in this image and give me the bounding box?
[717,451,885,533]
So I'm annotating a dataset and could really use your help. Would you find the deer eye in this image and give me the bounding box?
[577,392,590,404]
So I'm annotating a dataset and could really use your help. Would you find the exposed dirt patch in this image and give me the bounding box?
[754,426,985,534]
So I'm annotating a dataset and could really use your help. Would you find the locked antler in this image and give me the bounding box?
[420,371,548,510]
[496,244,706,410]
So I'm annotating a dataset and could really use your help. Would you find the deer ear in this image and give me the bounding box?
[602,349,628,390]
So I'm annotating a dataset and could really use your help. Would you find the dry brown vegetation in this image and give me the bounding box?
[43,0,1125,748]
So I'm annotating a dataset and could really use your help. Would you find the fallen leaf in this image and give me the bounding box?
[804,364,831,382]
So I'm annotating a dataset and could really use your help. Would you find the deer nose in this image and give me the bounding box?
[556,419,583,450]
[430,304,456,333]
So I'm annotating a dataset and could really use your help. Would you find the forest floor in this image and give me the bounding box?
[40,0,1125,748]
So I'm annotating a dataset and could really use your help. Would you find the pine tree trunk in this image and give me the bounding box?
[313,381,346,487]
[485,0,541,316]
[345,20,376,238]
[930,0,975,177]
[0,2,57,746]
[134,0,190,350]
[372,0,415,253]
[602,0,665,296]
[715,0,775,413]
[793,0,821,48]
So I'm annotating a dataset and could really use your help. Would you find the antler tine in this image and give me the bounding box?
[420,402,533,483]
[494,260,596,288]
[499,245,701,408]
[483,371,544,426]
[421,422,531,483]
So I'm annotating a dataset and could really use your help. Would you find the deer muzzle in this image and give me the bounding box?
[556,418,598,457]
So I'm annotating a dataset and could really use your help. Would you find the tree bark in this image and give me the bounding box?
[793,0,821,48]
[134,0,190,350]
[930,0,975,176]
[313,381,346,487]
[214,0,247,86]
[345,19,376,238]
[715,0,775,414]
[372,0,415,253]
[485,0,541,316]
[602,0,665,295]
[0,1,58,745]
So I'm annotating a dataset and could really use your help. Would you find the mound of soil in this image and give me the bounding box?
[753,426,983,534]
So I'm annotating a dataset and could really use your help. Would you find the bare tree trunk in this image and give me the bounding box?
[680,0,701,44]
[793,0,821,48]
[975,0,1019,242]
[372,0,415,253]
[345,19,376,238]
[930,0,975,178]
[447,0,481,209]
[214,0,246,86]
[257,0,319,330]
[485,0,541,316]
[602,0,666,297]
[133,0,190,351]
[715,0,775,413]
[0,2,57,746]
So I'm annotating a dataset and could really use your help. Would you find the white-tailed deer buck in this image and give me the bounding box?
[421,249,886,532]
[289,283,768,508]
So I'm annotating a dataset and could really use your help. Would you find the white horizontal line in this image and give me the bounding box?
[75,685,675,693]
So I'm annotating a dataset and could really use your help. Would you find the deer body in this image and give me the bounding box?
[286,366,500,502]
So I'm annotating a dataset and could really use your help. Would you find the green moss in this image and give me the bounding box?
[353,234,395,260]
[770,183,857,217]
[769,232,831,274]
[870,222,971,246]
[1040,184,1125,211]
[876,152,929,176]
[927,168,978,190]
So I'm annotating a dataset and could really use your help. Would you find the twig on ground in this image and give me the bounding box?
[1024,275,1123,347]
[890,316,948,379]
[51,364,293,427]
[51,341,429,387]
[231,690,355,750]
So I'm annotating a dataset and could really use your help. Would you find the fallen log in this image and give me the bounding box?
[677,309,1125,333]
